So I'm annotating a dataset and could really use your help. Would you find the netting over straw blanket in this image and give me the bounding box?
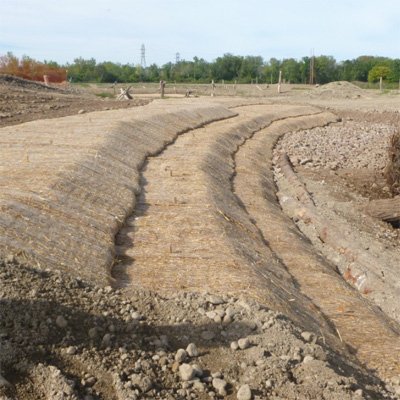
[0,101,235,285]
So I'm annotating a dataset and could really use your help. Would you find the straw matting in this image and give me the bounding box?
[0,100,235,284]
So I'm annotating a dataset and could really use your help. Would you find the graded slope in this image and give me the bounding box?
[0,100,235,283]
[114,105,343,347]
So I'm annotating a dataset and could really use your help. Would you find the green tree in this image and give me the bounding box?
[239,56,264,82]
[263,58,281,84]
[192,57,211,82]
[212,54,243,81]
[350,56,387,81]
[281,58,301,83]
[120,63,138,82]
[146,63,160,82]
[176,60,195,81]
[368,65,392,82]
[299,57,311,84]
[338,59,355,81]
[160,62,173,81]
[44,60,61,68]
[314,56,337,84]
[67,57,97,81]
[96,61,119,82]
[388,59,400,83]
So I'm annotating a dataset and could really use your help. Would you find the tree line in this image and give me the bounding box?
[0,52,66,82]
[1,52,399,85]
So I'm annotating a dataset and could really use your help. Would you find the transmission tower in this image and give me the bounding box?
[175,52,180,63]
[140,44,146,68]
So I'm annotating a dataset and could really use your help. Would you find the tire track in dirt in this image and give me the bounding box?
[113,105,350,347]
[233,115,400,379]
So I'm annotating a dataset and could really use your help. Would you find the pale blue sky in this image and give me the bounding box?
[1,0,399,65]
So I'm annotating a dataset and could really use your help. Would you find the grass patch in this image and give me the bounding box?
[291,87,310,91]
[353,81,400,90]
[95,92,115,99]
[73,82,90,88]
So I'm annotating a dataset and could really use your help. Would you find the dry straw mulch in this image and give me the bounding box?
[0,100,234,285]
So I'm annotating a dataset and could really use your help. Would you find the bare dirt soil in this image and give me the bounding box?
[0,75,151,128]
[1,76,400,399]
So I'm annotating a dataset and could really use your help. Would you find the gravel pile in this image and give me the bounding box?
[279,120,395,172]
[0,259,393,399]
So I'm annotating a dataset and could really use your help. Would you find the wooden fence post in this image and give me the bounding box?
[160,80,165,98]
[278,70,282,93]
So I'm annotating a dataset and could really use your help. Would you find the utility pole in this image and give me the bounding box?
[309,49,315,85]
[140,44,146,68]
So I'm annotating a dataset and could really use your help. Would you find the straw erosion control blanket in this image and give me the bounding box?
[0,100,331,293]
[0,99,235,283]
[2,99,400,382]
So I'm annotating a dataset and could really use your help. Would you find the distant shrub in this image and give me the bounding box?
[0,52,66,83]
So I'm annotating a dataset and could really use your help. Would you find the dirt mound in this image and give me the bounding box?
[0,74,64,92]
[0,75,151,128]
[310,81,365,99]
[0,259,394,400]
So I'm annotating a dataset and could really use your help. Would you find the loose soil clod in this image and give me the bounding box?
[385,130,400,196]
[0,260,393,400]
